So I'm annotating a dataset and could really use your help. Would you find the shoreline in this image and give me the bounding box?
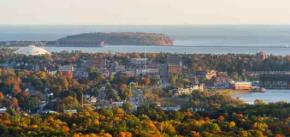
[216,89,251,96]
[216,89,254,104]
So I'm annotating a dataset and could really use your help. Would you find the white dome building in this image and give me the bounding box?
[14,45,51,56]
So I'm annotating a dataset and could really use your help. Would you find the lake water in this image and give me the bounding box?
[233,89,290,104]
[42,43,290,55]
[1,25,290,55]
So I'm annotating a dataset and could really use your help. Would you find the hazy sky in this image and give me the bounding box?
[0,0,289,25]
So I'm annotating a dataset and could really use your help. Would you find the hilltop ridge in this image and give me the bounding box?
[53,32,174,46]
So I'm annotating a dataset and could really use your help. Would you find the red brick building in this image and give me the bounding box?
[167,55,183,74]
[59,65,74,78]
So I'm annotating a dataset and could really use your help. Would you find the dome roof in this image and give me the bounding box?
[14,45,51,56]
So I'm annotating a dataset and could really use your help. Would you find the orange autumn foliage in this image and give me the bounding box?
[117,132,132,137]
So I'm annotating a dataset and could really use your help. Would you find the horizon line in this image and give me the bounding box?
[0,24,290,26]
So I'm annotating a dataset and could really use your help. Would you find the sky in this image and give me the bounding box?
[0,0,289,25]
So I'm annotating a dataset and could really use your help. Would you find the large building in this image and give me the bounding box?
[59,65,74,78]
[233,82,252,90]
[176,84,204,96]
[167,55,183,74]
[14,45,51,56]
[256,51,268,60]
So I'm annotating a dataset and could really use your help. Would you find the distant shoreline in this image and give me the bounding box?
[3,44,290,48]
[0,44,174,47]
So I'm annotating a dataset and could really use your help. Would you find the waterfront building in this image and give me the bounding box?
[233,82,252,90]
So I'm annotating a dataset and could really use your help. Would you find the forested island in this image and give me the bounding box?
[48,32,174,46]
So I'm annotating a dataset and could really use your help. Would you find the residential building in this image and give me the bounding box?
[59,65,74,78]
[136,68,159,75]
[64,109,77,114]
[86,58,107,69]
[130,58,148,65]
[212,72,232,89]
[123,71,136,77]
[111,101,124,107]
[196,70,217,80]
[112,63,126,72]
[0,107,7,113]
[74,68,89,79]
[176,84,204,96]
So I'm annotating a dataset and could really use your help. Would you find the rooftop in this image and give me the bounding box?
[14,45,51,56]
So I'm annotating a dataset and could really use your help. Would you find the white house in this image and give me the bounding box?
[176,84,204,96]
